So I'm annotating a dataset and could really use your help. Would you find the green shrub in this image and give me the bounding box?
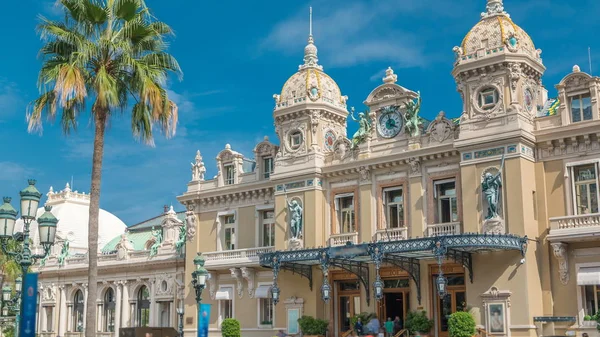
[298,315,329,335]
[221,318,241,337]
[448,312,476,337]
[405,311,434,334]
[584,315,592,321]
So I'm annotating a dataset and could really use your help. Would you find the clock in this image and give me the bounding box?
[377,108,402,138]
[324,130,336,151]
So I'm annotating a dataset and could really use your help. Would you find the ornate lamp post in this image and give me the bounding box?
[1,279,21,337]
[176,301,184,337]
[0,180,58,337]
[191,253,208,337]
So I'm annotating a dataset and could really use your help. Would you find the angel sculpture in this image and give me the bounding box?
[404,92,423,138]
[350,107,371,149]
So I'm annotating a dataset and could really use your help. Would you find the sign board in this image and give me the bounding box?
[197,303,211,337]
[20,273,38,337]
[533,317,576,323]
[329,244,368,259]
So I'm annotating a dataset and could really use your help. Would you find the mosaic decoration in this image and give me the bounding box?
[507,145,517,154]
[306,179,314,187]
[276,181,306,192]
[474,147,505,159]
[463,152,473,161]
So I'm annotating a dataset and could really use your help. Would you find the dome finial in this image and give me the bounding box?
[481,0,509,18]
[299,7,323,71]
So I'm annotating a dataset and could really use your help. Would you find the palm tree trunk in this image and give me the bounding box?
[85,113,106,337]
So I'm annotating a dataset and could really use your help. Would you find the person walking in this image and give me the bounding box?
[385,317,395,337]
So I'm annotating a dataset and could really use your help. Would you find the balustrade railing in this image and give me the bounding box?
[550,213,600,230]
[328,232,359,246]
[426,222,461,237]
[203,246,274,262]
[373,227,408,242]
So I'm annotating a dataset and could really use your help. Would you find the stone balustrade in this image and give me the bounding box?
[203,246,274,267]
[373,227,408,242]
[328,232,359,246]
[550,213,600,230]
[426,222,461,237]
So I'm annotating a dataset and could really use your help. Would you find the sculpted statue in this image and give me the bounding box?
[403,91,423,138]
[57,240,70,266]
[350,107,372,149]
[185,210,197,241]
[482,154,505,219]
[191,150,206,181]
[175,221,187,256]
[284,187,303,240]
[149,227,163,257]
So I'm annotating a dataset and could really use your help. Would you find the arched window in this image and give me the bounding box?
[104,288,116,332]
[73,290,84,332]
[137,286,150,327]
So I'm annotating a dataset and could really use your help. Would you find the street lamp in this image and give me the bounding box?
[0,180,58,337]
[373,277,384,301]
[1,278,22,337]
[192,253,208,337]
[436,274,448,298]
[176,301,184,337]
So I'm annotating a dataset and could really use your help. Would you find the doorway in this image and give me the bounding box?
[377,278,410,328]
[432,275,466,337]
[337,281,361,336]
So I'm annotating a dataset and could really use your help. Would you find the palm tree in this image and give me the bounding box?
[28,0,182,334]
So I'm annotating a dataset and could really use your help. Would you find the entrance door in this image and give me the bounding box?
[337,281,361,336]
[436,288,466,337]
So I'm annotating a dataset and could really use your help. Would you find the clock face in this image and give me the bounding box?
[324,130,336,151]
[377,111,402,138]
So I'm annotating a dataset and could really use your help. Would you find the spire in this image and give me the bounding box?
[299,7,323,71]
[481,0,509,18]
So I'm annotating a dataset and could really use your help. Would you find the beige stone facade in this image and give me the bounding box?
[178,1,600,337]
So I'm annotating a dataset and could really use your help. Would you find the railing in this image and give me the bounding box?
[328,232,359,246]
[373,227,408,242]
[426,222,461,237]
[341,329,354,337]
[203,246,274,262]
[394,329,409,337]
[550,213,600,230]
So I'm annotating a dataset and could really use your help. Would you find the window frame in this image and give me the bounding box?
[256,282,275,329]
[260,210,275,247]
[576,262,600,325]
[136,286,151,327]
[103,288,116,332]
[223,215,236,250]
[217,285,235,327]
[330,188,359,236]
[478,87,499,110]
[427,172,461,226]
[569,92,593,123]
[335,193,356,234]
[223,163,235,185]
[72,290,85,332]
[433,179,458,224]
[382,187,405,229]
[262,157,274,179]
[566,160,600,216]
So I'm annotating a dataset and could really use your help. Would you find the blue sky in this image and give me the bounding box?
[0,0,598,226]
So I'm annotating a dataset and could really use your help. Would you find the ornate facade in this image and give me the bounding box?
[30,185,189,337]
[177,1,600,337]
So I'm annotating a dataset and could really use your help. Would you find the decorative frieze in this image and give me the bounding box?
[551,242,569,285]
[230,268,244,298]
[241,267,256,298]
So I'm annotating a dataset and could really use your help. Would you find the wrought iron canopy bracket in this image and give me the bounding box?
[383,254,422,304]
[280,262,313,290]
[446,249,473,283]
[329,258,371,306]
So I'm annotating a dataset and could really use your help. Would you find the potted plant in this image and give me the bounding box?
[298,315,329,337]
[405,311,434,337]
[448,312,476,337]
[221,318,241,337]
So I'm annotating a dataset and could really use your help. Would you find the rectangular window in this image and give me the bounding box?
[335,194,355,233]
[261,211,275,247]
[573,164,599,214]
[434,179,458,223]
[224,164,235,185]
[263,157,274,179]
[583,285,600,316]
[158,302,171,327]
[259,298,274,326]
[223,215,236,250]
[45,307,53,332]
[570,94,593,123]
[220,299,233,321]
[383,187,404,228]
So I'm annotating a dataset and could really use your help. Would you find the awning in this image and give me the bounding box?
[578,266,600,285]
[215,287,233,300]
[255,285,272,299]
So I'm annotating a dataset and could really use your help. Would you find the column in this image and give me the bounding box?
[82,284,88,331]
[122,282,130,327]
[149,279,156,326]
[67,305,73,332]
[97,304,103,332]
[115,283,122,337]
[37,289,44,332]
[40,306,46,333]
[58,286,67,336]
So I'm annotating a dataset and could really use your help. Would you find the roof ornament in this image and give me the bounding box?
[299,7,323,71]
[382,67,398,84]
[481,0,509,19]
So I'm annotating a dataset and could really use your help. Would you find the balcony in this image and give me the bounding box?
[328,232,359,247]
[426,222,461,237]
[548,213,600,242]
[203,246,274,269]
[373,227,408,242]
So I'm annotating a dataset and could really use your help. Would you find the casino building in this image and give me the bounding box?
[178,1,600,337]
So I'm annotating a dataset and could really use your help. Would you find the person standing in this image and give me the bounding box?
[385,317,394,337]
